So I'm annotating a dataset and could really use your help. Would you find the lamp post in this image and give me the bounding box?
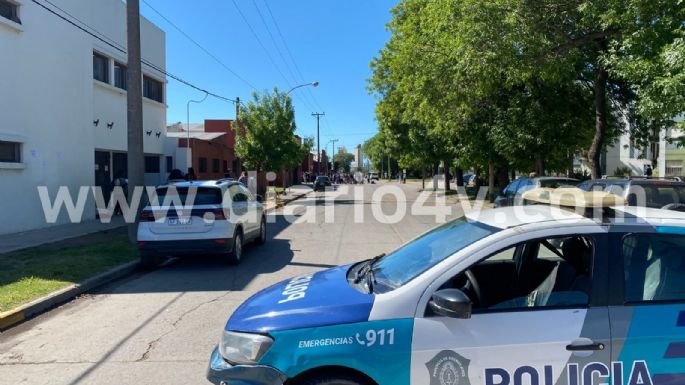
[186,92,208,170]
[287,81,319,95]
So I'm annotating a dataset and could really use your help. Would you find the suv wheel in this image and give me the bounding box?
[140,252,163,270]
[256,217,266,245]
[226,230,243,265]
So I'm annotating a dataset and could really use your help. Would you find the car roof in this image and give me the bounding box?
[159,180,237,188]
[467,204,685,230]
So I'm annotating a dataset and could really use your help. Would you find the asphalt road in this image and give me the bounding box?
[0,182,462,385]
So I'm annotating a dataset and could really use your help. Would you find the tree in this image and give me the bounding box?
[332,152,355,173]
[235,88,311,189]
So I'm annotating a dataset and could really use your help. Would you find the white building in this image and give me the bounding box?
[0,0,167,234]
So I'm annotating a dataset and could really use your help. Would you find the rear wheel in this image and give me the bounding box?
[255,217,266,245]
[139,252,163,270]
[226,230,243,265]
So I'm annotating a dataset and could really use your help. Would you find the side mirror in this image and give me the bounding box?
[256,195,263,203]
[429,289,472,319]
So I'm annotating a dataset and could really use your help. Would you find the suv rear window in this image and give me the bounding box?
[539,179,578,188]
[154,187,223,206]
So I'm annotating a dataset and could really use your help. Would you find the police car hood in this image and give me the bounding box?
[226,265,374,333]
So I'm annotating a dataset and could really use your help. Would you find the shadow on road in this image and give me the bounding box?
[94,214,297,295]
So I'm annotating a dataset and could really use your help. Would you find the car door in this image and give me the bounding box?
[410,233,611,385]
[238,184,260,237]
[228,184,248,229]
[609,231,685,385]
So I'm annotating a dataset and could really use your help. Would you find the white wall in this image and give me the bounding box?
[0,0,166,235]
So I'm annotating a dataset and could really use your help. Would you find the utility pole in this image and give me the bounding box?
[312,112,325,174]
[126,0,144,243]
[330,139,339,171]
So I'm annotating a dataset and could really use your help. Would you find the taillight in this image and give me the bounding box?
[213,209,226,220]
[139,211,154,222]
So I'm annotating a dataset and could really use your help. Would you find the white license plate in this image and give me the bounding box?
[167,217,192,225]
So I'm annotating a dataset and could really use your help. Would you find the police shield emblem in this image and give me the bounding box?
[426,350,471,385]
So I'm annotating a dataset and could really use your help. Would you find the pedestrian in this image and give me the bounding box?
[168,169,184,182]
[186,167,197,181]
[239,171,248,185]
[645,165,653,177]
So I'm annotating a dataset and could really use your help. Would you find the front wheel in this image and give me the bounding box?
[255,217,266,245]
[299,376,370,385]
[226,231,243,265]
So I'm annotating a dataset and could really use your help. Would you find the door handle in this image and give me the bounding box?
[566,342,605,351]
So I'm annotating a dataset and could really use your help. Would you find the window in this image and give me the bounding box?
[212,159,220,173]
[0,141,21,163]
[222,160,228,173]
[144,156,160,173]
[165,156,173,173]
[665,160,683,177]
[439,235,594,312]
[155,187,222,206]
[199,157,207,173]
[229,184,249,202]
[623,234,685,303]
[114,62,127,90]
[0,0,20,24]
[504,180,521,196]
[370,219,498,292]
[143,76,163,103]
[93,52,109,83]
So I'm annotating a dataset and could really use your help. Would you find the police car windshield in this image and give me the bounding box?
[371,219,497,292]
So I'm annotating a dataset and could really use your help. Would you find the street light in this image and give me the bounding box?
[287,81,319,95]
[186,92,208,171]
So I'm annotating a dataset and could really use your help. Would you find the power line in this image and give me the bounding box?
[31,0,239,105]
[141,0,257,91]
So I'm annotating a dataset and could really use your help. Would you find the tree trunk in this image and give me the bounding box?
[444,161,451,191]
[534,158,545,177]
[588,66,609,179]
[455,168,464,187]
[496,166,509,192]
[126,0,144,244]
[422,167,426,190]
[488,164,495,202]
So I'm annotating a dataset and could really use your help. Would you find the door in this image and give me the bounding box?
[609,232,685,385]
[411,234,611,385]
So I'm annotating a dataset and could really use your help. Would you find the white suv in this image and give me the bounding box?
[136,180,265,268]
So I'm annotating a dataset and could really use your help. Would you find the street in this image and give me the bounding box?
[0,183,461,385]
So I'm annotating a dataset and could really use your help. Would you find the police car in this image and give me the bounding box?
[207,189,685,385]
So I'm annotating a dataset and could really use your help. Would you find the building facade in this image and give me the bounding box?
[0,0,167,234]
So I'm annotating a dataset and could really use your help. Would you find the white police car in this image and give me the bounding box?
[137,180,265,268]
[207,190,685,385]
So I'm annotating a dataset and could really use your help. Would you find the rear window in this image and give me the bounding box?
[154,187,222,206]
[629,184,685,207]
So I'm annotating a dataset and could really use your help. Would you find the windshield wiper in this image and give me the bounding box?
[354,253,385,284]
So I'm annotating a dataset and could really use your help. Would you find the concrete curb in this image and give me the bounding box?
[264,189,312,213]
[0,260,140,331]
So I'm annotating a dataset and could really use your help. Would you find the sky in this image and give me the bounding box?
[139,0,398,155]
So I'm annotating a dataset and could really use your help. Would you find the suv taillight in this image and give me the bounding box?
[139,211,155,222]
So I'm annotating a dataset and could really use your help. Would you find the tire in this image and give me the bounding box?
[300,375,369,385]
[255,216,266,245]
[140,252,163,270]
[226,230,243,265]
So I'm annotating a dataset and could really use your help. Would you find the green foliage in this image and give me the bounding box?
[368,0,685,178]
[235,88,311,172]
[332,152,355,172]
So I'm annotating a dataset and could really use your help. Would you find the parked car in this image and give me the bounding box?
[136,180,265,268]
[207,193,685,385]
[494,177,580,207]
[313,176,331,191]
[368,172,380,182]
[577,177,685,209]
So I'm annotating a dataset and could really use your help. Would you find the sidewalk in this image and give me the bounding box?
[0,217,126,255]
[263,184,313,211]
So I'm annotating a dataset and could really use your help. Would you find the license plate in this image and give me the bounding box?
[167,217,192,225]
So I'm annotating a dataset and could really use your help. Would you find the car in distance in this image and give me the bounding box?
[368,172,380,182]
[577,177,685,210]
[313,175,332,191]
[136,180,266,268]
[207,196,685,385]
[494,176,580,207]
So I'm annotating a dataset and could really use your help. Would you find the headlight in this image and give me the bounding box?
[218,330,274,365]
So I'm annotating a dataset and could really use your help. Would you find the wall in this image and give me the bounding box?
[0,0,166,234]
